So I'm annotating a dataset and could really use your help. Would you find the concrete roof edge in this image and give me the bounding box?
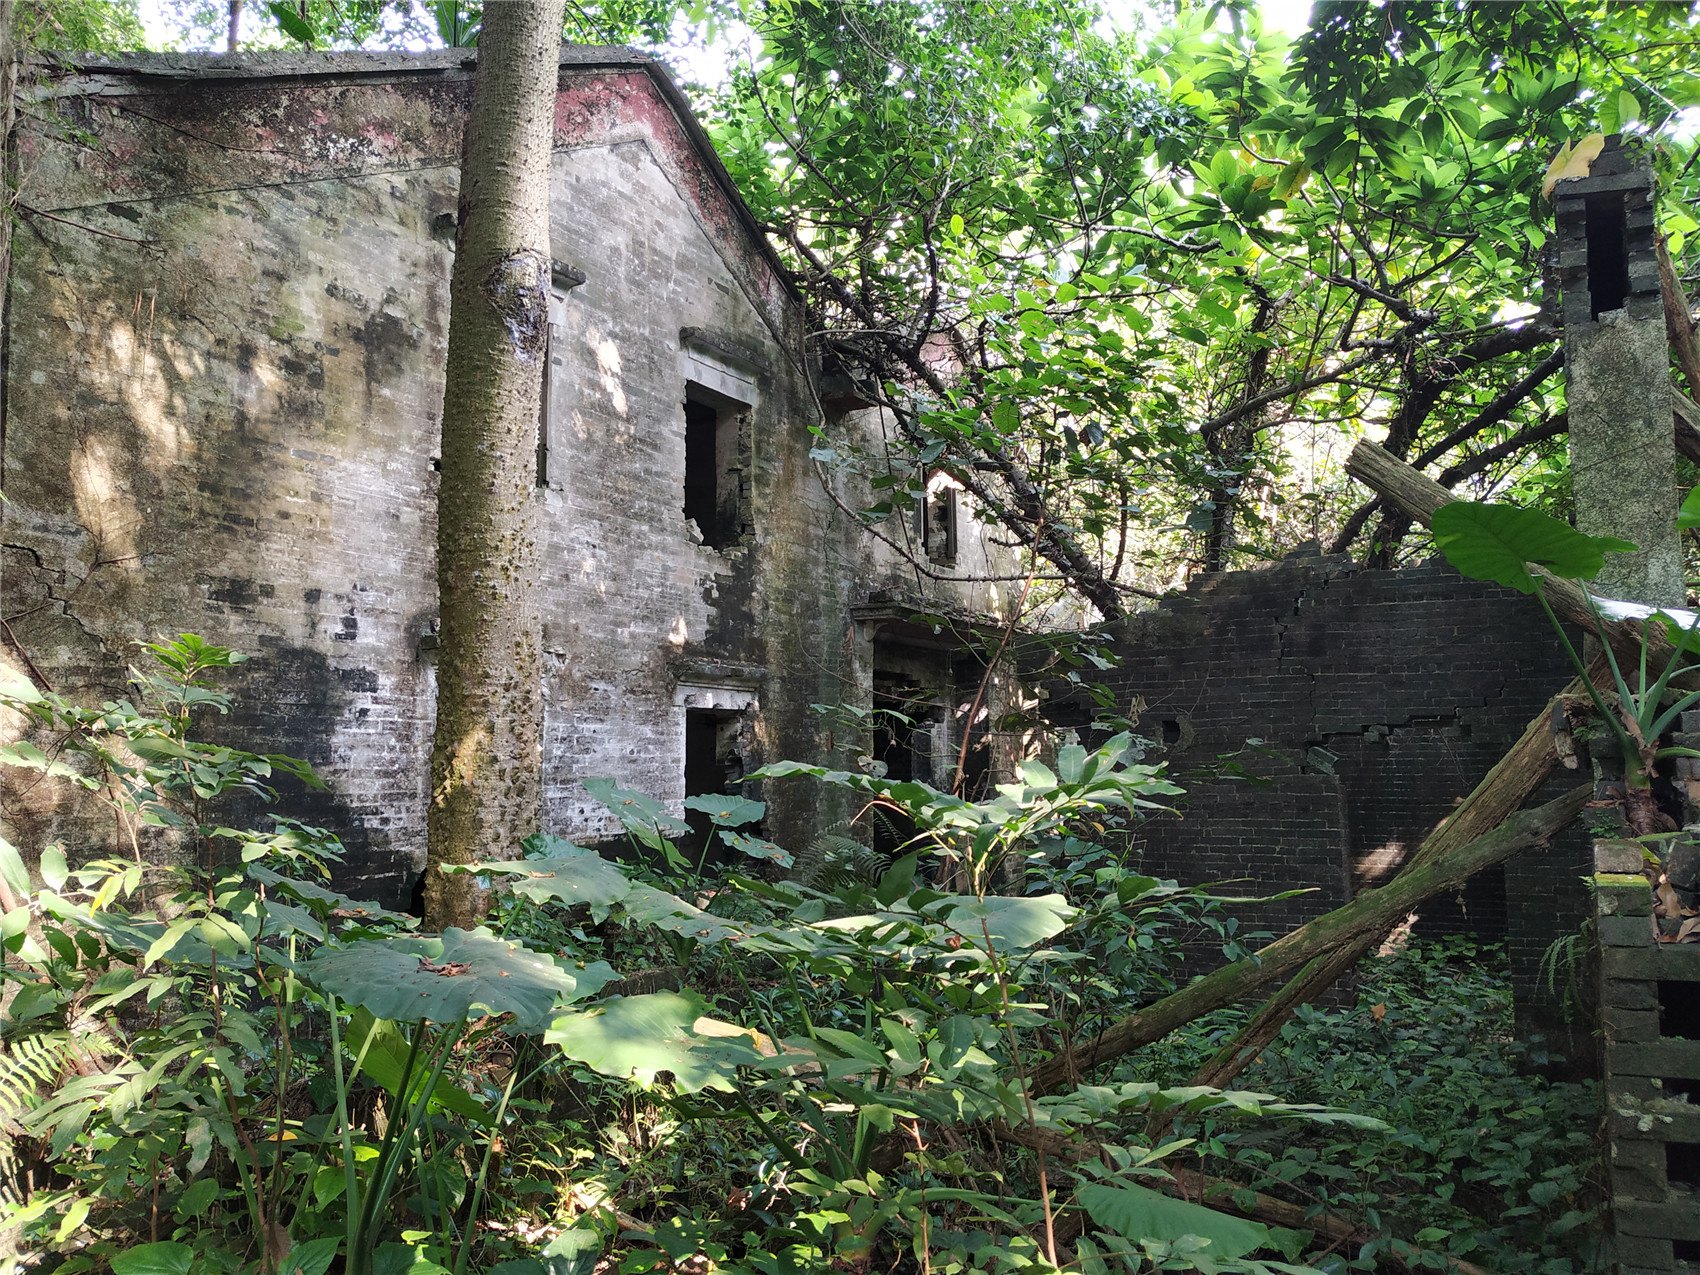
[31,44,803,308]
[28,44,651,79]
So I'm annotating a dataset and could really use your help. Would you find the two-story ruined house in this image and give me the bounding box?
[0,48,1016,904]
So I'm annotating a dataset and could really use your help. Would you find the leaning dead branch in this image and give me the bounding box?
[1184,648,1608,1093]
[1025,782,1590,1095]
[1343,438,1698,691]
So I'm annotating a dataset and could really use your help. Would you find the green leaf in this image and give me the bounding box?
[470,842,633,908]
[372,1243,451,1275]
[0,835,28,900]
[925,893,1076,949]
[346,1011,496,1126]
[174,1177,219,1218]
[545,991,760,1092]
[310,927,611,1029]
[582,778,691,838]
[1678,485,1700,531]
[874,852,919,906]
[280,1236,342,1275]
[1078,1182,1269,1258]
[111,1243,197,1275]
[1430,501,1635,593]
[720,831,794,868]
[40,846,67,892]
[813,1025,888,1064]
[682,794,766,827]
[539,1228,605,1275]
[1617,89,1640,128]
[266,0,317,44]
[249,865,416,928]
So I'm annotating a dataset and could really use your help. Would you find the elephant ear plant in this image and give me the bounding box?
[0,639,621,1275]
[1429,498,1700,835]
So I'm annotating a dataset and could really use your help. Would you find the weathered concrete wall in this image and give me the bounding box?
[1046,551,1594,1026]
[1568,312,1681,605]
[0,50,1001,904]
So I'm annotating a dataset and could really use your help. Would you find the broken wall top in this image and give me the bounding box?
[21,46,804,358]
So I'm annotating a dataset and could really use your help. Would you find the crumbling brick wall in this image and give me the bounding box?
[1049,549,1592,1037]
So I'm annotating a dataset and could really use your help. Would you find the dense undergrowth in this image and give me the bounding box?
[0,642,1601,1275]
[1131,942,1604,1275]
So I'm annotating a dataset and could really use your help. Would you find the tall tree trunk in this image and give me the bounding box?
[425,1,565,932]
[0,0,15,528]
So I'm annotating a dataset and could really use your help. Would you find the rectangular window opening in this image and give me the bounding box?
[1674,1239,1700,1261]
[1659,979,1700,1039]
[1666,1076,1700,1104]
[1668,1140,1700,1191]
[683,388,748,550]
[1584,194,1630,319]
[683,708,746,867]
[538,287,569,489]
[919,473,959,566]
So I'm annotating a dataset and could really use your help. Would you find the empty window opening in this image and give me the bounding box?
[537,315,554,487]
[1666,1076,1700,1104]
[1584,195,1630,318]
[1668,1140,1700,1191]
[1674,1239,1700,1262]
[683,708,746,868]
[683,388,748,550]
[1659,980,1700,1038]
[537,285,571,489]
[921,474,959,566]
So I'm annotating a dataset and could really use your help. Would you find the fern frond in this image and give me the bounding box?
[804,836,888,891]
[0,1033,70,1130]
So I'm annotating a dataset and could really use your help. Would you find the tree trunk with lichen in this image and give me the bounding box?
[424,2,565,932]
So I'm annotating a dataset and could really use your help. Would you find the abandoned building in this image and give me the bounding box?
[0,48,1019,905]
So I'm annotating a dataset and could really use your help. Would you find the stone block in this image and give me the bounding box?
[1603,946,1700,981]
[1606,978,1660,1010]
[1615,1195,1700,1239]
[1610,1097,1700,1143]
[1600,914,1658,947]
[1612,1234,1673,1268]
[1609,1074,1671,1103]
[1609,1039,1700,1080]
[1598,839,1648,874]
[1607,1007,1663,1043]
[1598,877,1655,916]
[1668,842,1700,892]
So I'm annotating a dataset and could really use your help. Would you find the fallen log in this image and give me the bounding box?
[1026,782,1590,1095]
[1342,439,1697,691]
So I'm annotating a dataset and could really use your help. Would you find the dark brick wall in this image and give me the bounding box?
[1050,549,1592,1031]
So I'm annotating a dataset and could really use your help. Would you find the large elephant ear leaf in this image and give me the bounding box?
[582,778,691,838]
[1431,501,1636,593]
[310,927,614,1030]
[683,794,766,828]
[463,840,633,909]
[248,865,417,930]
[1077,1182,1270,1259]
[544,990,762,1093]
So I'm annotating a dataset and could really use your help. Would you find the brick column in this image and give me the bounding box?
[1594,838,1700,1274]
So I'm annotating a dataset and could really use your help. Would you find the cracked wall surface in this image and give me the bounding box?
[0,50,1008,906]
[1049,549,1592,1030]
